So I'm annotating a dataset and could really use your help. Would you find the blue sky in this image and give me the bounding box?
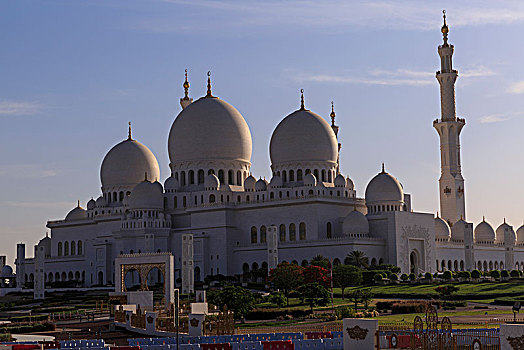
[1,0,524,264]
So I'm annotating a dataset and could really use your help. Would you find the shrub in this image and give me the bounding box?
[442,301,467,308]
[459,271,471,279]
[400,273,409,282]
[443,271,452,280]
[501,270,509,278]
[375,301,394,312]
[245,308,310,320]
[471,270,481,279]
[391,302,426,314]
[409,273,416,281]
[362,270,388,285]
[433,272,439,279]
[424,272,433,280]
[374,274,383,282]
[390,273,398,281]
[490,270,501,279]
[335,305,355,319]
[510,270,520,278]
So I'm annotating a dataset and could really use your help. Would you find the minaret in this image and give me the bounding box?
[330,102,342,175]
[180,69,193,109]
[433,10,466,225]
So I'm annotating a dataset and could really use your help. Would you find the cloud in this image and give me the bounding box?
[480,114,509,123]
[3,201,72,209]
[507,81,524,94]
[0,165,58,178]
[0,100,43,116]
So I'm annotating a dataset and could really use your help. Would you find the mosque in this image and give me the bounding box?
[1,13,524,296]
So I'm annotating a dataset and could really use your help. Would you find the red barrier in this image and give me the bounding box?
[305,332,333,340]
[200,344,232,350]
[262,341,294,350]
[11,346,40,350]
[387,335,420,349]
[39,341,60,349]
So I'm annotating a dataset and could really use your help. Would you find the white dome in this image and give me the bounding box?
[365,167,403,205]
[496,221,512,242]
[269,175,282,188]
[100,138,160,191]
[343,210,369,235]
[0,265,13,277]
[95,196,106,207]
[270,109,338,166]
[451,219,466,241]
[474,219,495,242]
[255,178,268,192]
[168,97,252,164]
[334,174,346,187]
[304,173,317,187]
[164,176,180,192]
[244,175,256,191]
[129,180,163,210]
[517,225,524,242]
[65,205,88,221]
[204,174,220,190]
[435,216,451,239]
[87,198,96,210]
[346,177,354,190]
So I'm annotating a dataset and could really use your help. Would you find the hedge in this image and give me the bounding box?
[245,308,311,320]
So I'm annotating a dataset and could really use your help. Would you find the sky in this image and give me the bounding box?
[1,0,524,264]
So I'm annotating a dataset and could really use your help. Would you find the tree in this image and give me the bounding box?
[374,273,383,283]
[347,288,372,311]
[443,271,453,280]
[490,270,501,280]
[400,273,409,282]
[348,289,362,311]
[269,292,286,308]
[435,285,459,300]
[345,251,369,268]
[390,273,398,281]
[409,273,416,281]
[471,269,481,279]
[424,272,433,280]
[207,285,255,319]
[303,265,330,288]
[501,270,509,278]
[269,262,304,306]
[332,264,362,299]
[310,255,330,269]
[298,282,329,312]
[510,270,520,278]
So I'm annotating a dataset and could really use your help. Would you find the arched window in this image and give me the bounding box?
[328,171,333,182]
[371,258,377,266]
[55,272,59,281]
[242,263,250,274]
[209,194,216,203]
[301,260,308,267]
[183,196,187,207]
[326,222,332,238]
[189,170,195,184]
[218,169,224,183]
[164,197,168,209]
[197,169,204,184]
[228,170,234,185]
[313,169,319,181]
[289,224,296,241]
[64,241,69,256]
[252,262,259,272]
[195,266,201,282]
[237,171,242,185]
[321,170,326,182]
[251,227,257,244]
[119,191,124,201]
[297,170,303,181]
[208,169,215,175]
[299,222,306,240]
[260,226,267,243]
[58,242,63,256]
[98,271,104,285]
[270,192,274,199]
[71,241,76,255]
[289,170,295,181]
[180,171,186,186]
[75,271,80,280]
[174,196,178,208]
[305,169,311,175]
[279,224,286,241]
[61,272,66,281]
[282,171,287,182]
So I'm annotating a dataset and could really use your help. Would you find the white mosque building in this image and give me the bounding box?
[2,14,524,295]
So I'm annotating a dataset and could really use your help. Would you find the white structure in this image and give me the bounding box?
[3,13,524,298]
[181,234,194,294]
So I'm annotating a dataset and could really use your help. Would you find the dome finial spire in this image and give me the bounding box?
[77,200,80,208]
[441,9,449,46]
[144,172,148,182]
[128,121,132,140]
[437,211,439,218]
[300,89,305,110]
[206,71,213,97]
[381,162,385,173]
[183,69,190,99]
[330,101,336,125]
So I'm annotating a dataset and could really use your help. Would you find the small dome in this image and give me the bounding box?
[87,198,96,210]
[269,175,282,188]
[334,174,346,187]
[0,265,13,277]
[435,216,451,239]
[304,173,317,187]
[474,219,495,242]
[95,196,106,207]
[65,205,88,221]
[129,180,163,210]
[346,177,354,190]
[496,221,512,242]
[164,176,180,192]
[101,138,160,191]
[343,210,369,235]
[517,225,524,242]
[204,174,220,190]
[451,219,466,241]
[244,175,256,191]
[168,97,252,165]
[365,167,403,205]
[255,178,268,192]
[270,109,338,166]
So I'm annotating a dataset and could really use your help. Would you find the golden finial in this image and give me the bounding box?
[144,172,148,182]
[330,101,336,125]
[77,200,80,207]
[483,215,485,222]
[504,217,506,224]
[206,71,213,97]
[300,89,305,110]
[437,211,439,218]
[183,69,190,98]
[128,121,132,140]
[441,10,449,46]
[381,163,385,173]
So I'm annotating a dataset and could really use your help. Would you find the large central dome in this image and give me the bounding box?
[168,97,252,166]
[270,109,338,166]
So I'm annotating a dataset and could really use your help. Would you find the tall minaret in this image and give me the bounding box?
[330,102,342,175]
[433,10,466,225]
[180,69,193,109]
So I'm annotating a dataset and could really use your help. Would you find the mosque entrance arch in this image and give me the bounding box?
[410,250,420,275]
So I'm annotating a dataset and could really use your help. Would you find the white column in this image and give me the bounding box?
[181,234,194,294]
[267,225,279,273]
[34,245,45,299]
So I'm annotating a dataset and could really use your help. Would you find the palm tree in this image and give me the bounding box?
[310,255,330,269]
[345,250,369,268]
